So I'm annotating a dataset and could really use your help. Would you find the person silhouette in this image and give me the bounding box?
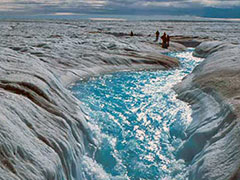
[161,32,167,48]
[130,31,134,36]
[166,35,170,48]
[155,30,160,42]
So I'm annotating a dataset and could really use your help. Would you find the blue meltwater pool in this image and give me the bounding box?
[70,49,203,180]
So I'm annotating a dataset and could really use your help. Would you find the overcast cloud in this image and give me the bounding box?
[1,0,240,18]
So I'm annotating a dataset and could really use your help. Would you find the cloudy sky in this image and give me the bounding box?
[1,0,240,18]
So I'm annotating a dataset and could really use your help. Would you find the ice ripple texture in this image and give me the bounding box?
[71,50,203,179]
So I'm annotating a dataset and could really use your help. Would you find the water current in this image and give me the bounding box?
[71,49,203,179]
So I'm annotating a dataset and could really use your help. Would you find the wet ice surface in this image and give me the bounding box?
[71,49,203,179]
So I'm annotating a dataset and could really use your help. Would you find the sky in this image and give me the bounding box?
[0,0,240,18]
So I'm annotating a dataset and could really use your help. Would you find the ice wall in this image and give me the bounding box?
[174,41,240,180]
[0,47,97,180]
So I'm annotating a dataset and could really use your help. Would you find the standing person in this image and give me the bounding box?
[161,32,167,48]
[130,31,134,36]
[155,30,160,42]
[166,35,170,48]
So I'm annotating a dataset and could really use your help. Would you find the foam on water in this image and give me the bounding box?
[71,49,203,179]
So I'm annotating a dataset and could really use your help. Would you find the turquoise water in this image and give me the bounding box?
[71,49,203,179]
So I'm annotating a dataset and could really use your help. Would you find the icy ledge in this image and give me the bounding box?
[174,41,240,180]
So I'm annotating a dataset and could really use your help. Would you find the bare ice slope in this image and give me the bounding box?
[0,47,94,180]
[174,41,240,180]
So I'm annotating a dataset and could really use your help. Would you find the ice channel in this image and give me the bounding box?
[70,49,203,179]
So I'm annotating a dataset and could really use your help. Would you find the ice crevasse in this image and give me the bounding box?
[0,39,179,180]
[0,40,240,180]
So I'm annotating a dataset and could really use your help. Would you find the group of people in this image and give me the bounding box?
[155,31,170,49]
[129,30,170,49]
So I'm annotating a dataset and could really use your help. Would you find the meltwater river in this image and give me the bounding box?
[71,49,203,180]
